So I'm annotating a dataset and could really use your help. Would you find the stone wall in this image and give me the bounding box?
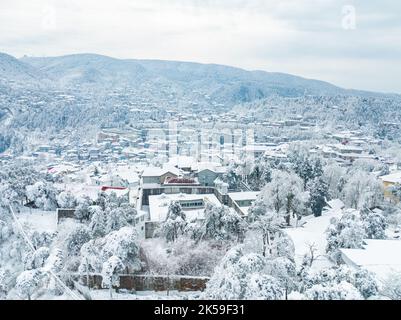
[72,274,209,292]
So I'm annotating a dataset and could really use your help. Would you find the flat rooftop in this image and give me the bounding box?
[380,171,401,184]
[340,239,401,280]
[228,191,260,201]
[148,193,221,223]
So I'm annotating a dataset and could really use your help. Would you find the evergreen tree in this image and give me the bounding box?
[160,201,187,242]
[307,177,328,217]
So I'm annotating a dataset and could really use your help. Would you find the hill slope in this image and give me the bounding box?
[20,53,355,104]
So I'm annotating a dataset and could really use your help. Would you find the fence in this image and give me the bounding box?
[70,274,209,292]
[57,208,76,222]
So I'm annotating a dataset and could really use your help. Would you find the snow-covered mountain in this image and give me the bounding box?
[1,51,401,156]
[0,52,48,85]
[16,53,364,103]
[20,54,150,88]
[0,51,392,106]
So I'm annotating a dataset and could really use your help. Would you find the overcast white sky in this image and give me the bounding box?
[0,0,400,93]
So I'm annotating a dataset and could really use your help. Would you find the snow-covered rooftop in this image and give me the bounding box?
[340,239,401,281]
[286,200,344,269]
[195,161,226,173]
[113,165,140,184]
[55,183,101,200]
[380,171,401,184]
[228,191,260,201]
[142,165,181,177]
[167,155,197,169]
[148,193,221,222]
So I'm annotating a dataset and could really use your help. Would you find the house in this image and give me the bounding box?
[340,239,401,281]
[242,145,270,159]
[145,193,221,238]
[167,155,197,172]
[196,164,226,187]
[380,171,401,203]
[101,186,129,197]
[227,191,260,217]
[141,166,180,185]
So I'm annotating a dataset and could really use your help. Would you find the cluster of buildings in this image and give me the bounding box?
[48,154,261,239]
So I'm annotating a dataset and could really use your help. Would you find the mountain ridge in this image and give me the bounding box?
[0,52,397,104]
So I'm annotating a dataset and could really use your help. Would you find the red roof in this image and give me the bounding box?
[101,186,127,191]
[164,177,197,184]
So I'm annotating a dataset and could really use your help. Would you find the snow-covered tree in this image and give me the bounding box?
[26,181,58,210]
[382,272,401,300]
[361,207,387,239]
[326,210,366,263]
[56,191,76,209]
[247,197,268,221]
[89,205,107,238]
[248,207,283,257]
[222,161,241,190]
[322,162,347,200]
[120,203,137,225]
[267,257,297,299]
[203,247,244,300]
[0,183,19,208]
[79,227,141,274]
[101,256,124,299]
[346,268,379,299]
[95,192,108,211]
[243,274,284,300]
[44,249,64,274]
[270,232,296,261]
[196,203,246,242]
[307,177,328,217]
[74,196,92,222]
[29,230,55,249]
[262,170,309,226]
[247,160,272,191]
[65,225,91,257]
[390,184,401,202]
[0,268,11,299]
[305,281,362,300]
[106,207,129,233]
[301,265,378,299]
[288,147,323,187]
[343,171,383,209]
[160,201,187,242]
[204,246,285,300]
[15,269,44,300]
[142,237,228,277]
[24,247,50,270]
[0,162,58,207]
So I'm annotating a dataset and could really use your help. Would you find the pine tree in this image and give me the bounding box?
[15,270,44,300]
[307,177,328,217]
[160,201,187,242]
[89,206,107,238]
[101,256,124,299]
[74,196,92,222]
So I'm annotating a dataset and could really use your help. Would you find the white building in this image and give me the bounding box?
[148,192,221,223]
[340,239,401,281]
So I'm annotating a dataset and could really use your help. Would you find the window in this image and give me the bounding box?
[179,200,204,208]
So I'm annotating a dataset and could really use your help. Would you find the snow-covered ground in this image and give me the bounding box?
[16,207,58,233]
[90,289,201,300]
[32,289,201,300]
[286,200,344,269]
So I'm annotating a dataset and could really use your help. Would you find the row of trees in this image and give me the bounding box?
[326,207,388,263]
[158,201,247,244]
[203,243,385,300]
[0,160,141,299]
[225,146,388,220]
